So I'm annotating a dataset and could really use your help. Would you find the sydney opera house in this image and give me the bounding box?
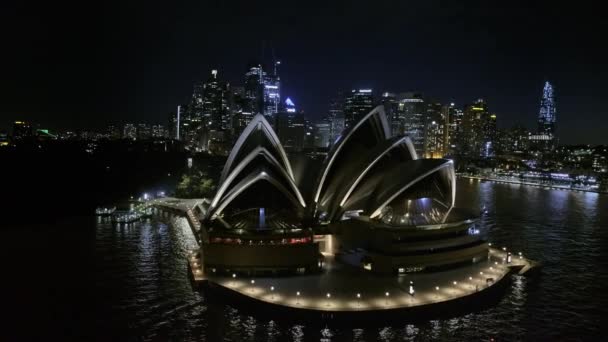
[200,106,486,276]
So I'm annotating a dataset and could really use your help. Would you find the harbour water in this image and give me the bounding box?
[3,179,607,340]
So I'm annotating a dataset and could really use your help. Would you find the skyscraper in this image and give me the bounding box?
[443,102,463,156]
[263,61,281,117]
[538,81,556,135]
[327,93,345,144]
[461,99,495,158]
[344,89,374,128]
[244,64,265,116]
[202,69,231,131]
[275,98,305,151]
[530,81,557,151]
[397,93,426,155]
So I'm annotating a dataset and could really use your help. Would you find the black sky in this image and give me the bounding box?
[1,0,606,144]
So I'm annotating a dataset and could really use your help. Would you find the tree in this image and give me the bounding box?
[175,170,216,198]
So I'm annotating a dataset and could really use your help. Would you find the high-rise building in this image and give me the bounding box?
[202,70,231,131]
[123,123,137,140]
[263,61,281,118]
[443,103,463,156]
[530,81,557,151]
[344,89,374,129]
[275,98,305,151]
[244,64,265,116]
[397,93,426,155]
[327,94,345,144]
[381,92,400,136]
[313,120,331,148]
[461,99,496,158]
[424,101,445,158]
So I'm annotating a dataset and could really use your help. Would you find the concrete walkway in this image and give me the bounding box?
[189,248,533,312]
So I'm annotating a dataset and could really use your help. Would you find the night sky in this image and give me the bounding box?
[1,1,606,144]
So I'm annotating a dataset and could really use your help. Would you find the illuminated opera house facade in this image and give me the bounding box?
[201,106,485,275]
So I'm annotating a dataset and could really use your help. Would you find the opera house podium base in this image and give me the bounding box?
[187,248,538,318]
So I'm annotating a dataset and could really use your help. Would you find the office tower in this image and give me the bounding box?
[244,64,265,116]
[397,92,426,155]
[530,81,557,151]
[327,93,345,144]
[313,119,331,148]
[263,61,281,117]
[344,89,374,128]
[443,103,463,156]
[275,98,305,151]
[461,99,495,158]
[202,69,231,131]
[424,101,445,158]
[381,92,401,136]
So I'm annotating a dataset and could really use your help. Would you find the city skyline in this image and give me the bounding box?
[2,1,607,144]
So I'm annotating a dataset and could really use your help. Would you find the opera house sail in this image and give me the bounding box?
[200,106,486,275]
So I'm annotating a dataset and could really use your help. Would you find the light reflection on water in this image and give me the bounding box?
[89,180,608,341]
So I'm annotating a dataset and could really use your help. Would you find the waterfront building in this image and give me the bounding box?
[344,89,374,129]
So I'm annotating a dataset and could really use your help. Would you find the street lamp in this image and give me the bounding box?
[356,293,361,307]
[326,293,331,307]
[409,281,415,296]
[250,279,255,293]
[296,291,300,304]
[385,292,390,306]
[270,286,275,300]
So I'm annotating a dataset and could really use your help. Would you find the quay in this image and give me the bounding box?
[152,197,540,317]
[185,246,538,316]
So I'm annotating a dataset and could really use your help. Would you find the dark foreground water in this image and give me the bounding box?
[3,179,608,341]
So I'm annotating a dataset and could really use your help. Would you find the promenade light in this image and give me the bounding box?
[409,281,415,296]
[469,276,473,280]
[271,286,275,300]
[435,286,440,290]
[326,293,331,298]
[385,292,390,306]
[480,271,484,275]
[251,279,255,284]
[296,291,300,304]
[357,293,361,298]
[453,281,458,285]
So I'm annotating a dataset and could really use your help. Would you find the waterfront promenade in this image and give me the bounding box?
[154,197,538,314]
[187,247,537,313]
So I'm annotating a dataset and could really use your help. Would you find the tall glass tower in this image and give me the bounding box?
[537,81,556,135]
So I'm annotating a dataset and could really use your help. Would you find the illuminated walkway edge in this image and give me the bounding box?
[187,248,539,315]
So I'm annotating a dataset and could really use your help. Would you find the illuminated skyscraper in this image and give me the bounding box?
[263,61,281,117]
[397,93,426,155]
[344,89,374,128]
[538,81,556,135]
[202,69,231,131]
[275,98,305,151]
[530,81,557,151]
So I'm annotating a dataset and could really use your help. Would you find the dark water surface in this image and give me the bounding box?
[3,179,607,341]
